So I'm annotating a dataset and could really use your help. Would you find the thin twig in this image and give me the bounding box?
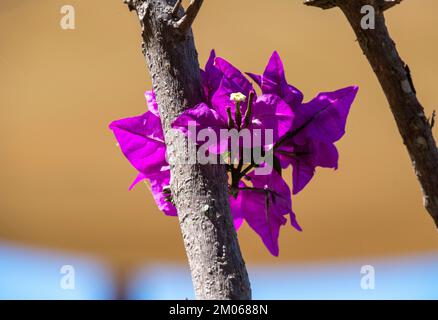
[239,164,257,179]
[304,0,337,9]
[171,0,182,16]
[123,0,138,11]
[429,110,436,129]
[174,0,204,34]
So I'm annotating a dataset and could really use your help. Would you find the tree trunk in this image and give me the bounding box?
[305,0,438,228]
[124,0,251,299]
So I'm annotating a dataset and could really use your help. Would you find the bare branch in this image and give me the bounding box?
[429,111,436,129]
[304,0,403,11]
[304,0,337,9]
[123,0,139,11]
[171,0,182,17]
[304,0,438,227]
[174,0,204,34]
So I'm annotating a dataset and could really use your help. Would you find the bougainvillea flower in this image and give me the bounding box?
[111,50,359,257]
[230,170,301,256]
[276,86,359,194]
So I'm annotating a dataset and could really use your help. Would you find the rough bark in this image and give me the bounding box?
[124,0,251,299]
[305,0,438,228]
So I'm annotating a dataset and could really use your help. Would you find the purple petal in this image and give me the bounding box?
[236,170,301,256]
[251,94,294,144]
[261,51,286,93]
[110,112,168,177]
[246,72,262,87]
[250,168,302,231]
[129,173,147,191]
[205,49,216,73]
[236,188,284,256]
[261,51,304,108]
[201,50,223,101]
[314,141,339,169]
[293,86,359,144]
[214,57,253,94]
[291,157,315,195]
[277,140,339,194]
[172,103,226,134]
[171,103,228,154]
[276,86,358,194]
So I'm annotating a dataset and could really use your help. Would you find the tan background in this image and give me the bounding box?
[1,0,438,272]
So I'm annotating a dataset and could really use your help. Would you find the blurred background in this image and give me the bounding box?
[1,0,438,299]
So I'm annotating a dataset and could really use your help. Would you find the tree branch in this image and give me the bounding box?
[304,0,438,228]
[171,0,182,16]
[304,0,337,9]
[174,0,204,34]
[124,0,251,299]
[429,111,436,130]
[304,0,403,11]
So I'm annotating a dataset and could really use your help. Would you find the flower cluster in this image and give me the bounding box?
[110,51,358,256]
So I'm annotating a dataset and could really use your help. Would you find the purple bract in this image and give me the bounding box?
[110,51,358,256]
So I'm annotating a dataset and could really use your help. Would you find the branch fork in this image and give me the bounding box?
[124,0,203,35]
[173,0,204,34]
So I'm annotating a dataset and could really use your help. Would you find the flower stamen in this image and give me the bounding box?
[226,106,235,129]
[231,92,246,129]
[244,91,254,128]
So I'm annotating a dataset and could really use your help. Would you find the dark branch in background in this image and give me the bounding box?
[304,0,438,227]
[304,0,403,11]
[123,0,251,299]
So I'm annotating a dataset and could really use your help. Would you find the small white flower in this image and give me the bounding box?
[230,92,247,103]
